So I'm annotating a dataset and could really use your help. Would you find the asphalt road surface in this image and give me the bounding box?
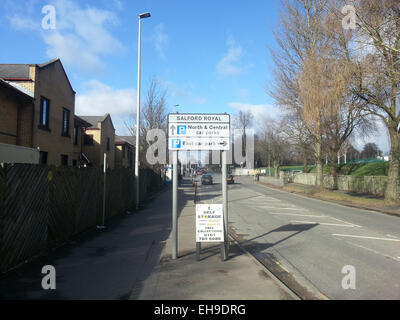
[196,171,400,300]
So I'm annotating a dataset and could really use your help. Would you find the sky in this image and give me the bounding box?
[0,0,390,153]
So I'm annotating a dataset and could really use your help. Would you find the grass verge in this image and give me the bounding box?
[281,184,400,217]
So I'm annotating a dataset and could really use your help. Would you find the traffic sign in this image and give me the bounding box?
[168,113,230,151]
[196,204,224,242]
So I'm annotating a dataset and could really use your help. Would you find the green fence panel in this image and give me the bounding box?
[76,167,101,233]
[48,166,78,248]
[0,164,49,273]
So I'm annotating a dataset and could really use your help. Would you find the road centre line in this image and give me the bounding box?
[332,234,400,242]
[290,220,357,227]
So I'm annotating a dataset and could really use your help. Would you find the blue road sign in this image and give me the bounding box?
[171,139,182,149]
[177,125,186,135]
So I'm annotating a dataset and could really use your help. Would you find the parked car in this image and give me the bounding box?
[201,174,213,185]
[227,174,235,184]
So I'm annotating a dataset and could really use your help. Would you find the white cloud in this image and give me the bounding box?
[228,102,277,119]
[217,37,244,77]
[8,15,39,31]
[8,0,123,73]
[152,24,168,59]
[76,80,136,117]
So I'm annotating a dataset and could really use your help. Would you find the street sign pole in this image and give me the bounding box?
[172,150,178,260]
[167,113,230,261]
[97,153,107,230]
[221,150,228,260]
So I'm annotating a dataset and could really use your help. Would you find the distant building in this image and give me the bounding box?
[115,136,135,169]
[73,115,92,167]
[0,59,76,166]
[79,114,116,169]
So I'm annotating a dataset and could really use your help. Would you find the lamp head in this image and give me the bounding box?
[139,12,151,19]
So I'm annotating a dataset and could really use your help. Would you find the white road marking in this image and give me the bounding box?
[268,212,327,218]
[327,217,362,228]
[290,220,357,227]
[346,241,400,263]
[332,234,400,242]
[254,206,308,211]
[387,234,400,239]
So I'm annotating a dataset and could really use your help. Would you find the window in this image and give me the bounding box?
[39,97,50,130]
[61,154,68,166]
[72,160,77,167]
[84,134,94,146]
[122,145,126,158]
[107,137,110,151]
[74,127,78,145]
[39,151,48,165]
[62,108,70,137]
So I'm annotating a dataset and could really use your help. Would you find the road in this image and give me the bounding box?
[197,171,400,299]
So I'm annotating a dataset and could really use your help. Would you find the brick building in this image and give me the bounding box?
[79,114,116,169]
[0,79,34,147]
[0,59,76,166]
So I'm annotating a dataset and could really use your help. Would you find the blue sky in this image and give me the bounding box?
[0,0,390,152]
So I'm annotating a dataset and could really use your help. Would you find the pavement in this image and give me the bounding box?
[132,178,296,300]
[0,176,296,300]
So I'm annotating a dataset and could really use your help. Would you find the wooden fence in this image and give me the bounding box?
[0,164,162,274]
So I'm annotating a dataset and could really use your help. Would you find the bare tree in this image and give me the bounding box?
[257,117,292,177]
[280,111,313,173]
[234,110,254,163]
[270,0,331,188]
[341,0,400,201]
[361,142,382,159]
[271,0,374,190]
[127,77,168,169]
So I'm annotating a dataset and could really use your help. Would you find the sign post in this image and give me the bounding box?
[172,150,178,260]
[221,150,228,260]
[168,113,230,261]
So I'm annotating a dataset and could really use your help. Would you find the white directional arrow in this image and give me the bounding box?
[170,125,176,135]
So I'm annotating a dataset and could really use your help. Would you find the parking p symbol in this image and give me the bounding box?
[171,139,182,149]
[177,125,186,135]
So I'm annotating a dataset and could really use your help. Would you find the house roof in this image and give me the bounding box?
[0,78,34,102]
[115,136,135,147]
[0,64,30,79]
[0,59,75,94]
[79,114,115,131]
[74,115,92,128]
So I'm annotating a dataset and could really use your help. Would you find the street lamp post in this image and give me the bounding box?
[135,12,151,211]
